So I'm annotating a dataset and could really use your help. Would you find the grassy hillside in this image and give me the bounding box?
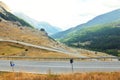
[60,21,120,56]
[0,41,73,58]
[52,9,120,56]
[0,21,59,48]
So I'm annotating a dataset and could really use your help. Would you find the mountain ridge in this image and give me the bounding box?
[0,3,33,28]
[52,9,120,39]
[52,9,120,56]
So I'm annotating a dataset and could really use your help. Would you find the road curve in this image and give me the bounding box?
[0,60,120,74]
[0,39,85,57]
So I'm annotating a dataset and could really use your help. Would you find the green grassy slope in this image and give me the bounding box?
[61,21,120,56]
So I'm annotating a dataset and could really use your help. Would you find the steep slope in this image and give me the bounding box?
[0,2,33,28]
[0,2,58,48]
[61,21,120,56]
[52,9,120,56]
[14,12,62,35]
[52,9,120,39]
[0,2,71,57]
[0,41,73,58]
[0,21,60,48]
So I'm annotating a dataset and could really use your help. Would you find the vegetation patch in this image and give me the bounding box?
[60,21,120,56]
[0,42,73,58]
[0,72,120,80]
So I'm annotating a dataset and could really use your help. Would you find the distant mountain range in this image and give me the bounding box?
[52,9,120,56]
[14,12,62,35]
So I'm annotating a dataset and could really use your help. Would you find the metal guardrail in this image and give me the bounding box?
[0,56,120,61]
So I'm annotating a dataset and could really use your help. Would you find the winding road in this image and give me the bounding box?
[0,39,85,57]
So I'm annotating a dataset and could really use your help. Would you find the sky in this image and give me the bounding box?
[1,0,120,30]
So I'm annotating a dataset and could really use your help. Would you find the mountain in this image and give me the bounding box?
[52,9,120,39]
[14,12,62,35]
[0,1,56,47]
[82,9,120,26]
[52,9,120,56]
[0,2,73,57]
[0,2,33,28]
[0,1,111,58]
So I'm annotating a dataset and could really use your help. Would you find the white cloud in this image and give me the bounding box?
[1,0,120,30]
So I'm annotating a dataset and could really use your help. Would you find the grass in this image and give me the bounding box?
[0,22,58,48]
[0,42,112,61]
[80,50,109,57]
[0,21,111,58]
[0,21,111,57]
[0,41,74,58]
[0,42,25,56]
[0,72,120,80]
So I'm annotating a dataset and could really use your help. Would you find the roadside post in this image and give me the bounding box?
[70,58,74,73]
[10,61,15,72]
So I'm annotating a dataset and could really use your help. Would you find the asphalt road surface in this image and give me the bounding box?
[0,60,120,74]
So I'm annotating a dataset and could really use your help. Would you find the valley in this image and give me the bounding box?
[0,1,115,59]
[0,1,120,79]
